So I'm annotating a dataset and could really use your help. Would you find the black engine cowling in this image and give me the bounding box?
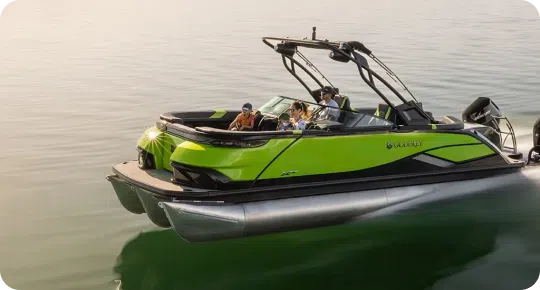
[527,117,540,164]
[462,97,502,128]
[534,117,540,148]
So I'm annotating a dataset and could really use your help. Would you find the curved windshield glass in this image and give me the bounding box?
[257,96,295,117]
[257,95,395,131]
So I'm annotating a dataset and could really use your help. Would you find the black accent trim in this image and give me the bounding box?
[162,117,482,143]
[423,152,500,166]
[397,123,464,131]
[124,163,523,204]
[160,111,239,124]
[170,161,249,190]
[453,154,514,167]
[228,165,522,203]
[159,111,238,133]
[164,121,397,142]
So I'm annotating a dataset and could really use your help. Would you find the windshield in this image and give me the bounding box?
[258,95,395,130]
[257,96,296,117]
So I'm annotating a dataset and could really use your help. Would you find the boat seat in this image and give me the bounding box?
[333,95,351,122]
[252,111,265,130]
[375,103,435,126]
[257,115,278,131]
[374,103,398,124]
[333,95,351,110]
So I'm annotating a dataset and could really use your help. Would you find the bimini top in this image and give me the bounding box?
[262,27,436,127]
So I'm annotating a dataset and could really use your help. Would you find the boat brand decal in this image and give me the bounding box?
[387,141,423,149]
[281,170,298,177]
[471,110,491,121]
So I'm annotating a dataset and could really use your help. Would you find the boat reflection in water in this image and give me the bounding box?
[113,182,540,290]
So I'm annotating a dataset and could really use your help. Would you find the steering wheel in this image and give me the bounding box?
[309,106,324,121]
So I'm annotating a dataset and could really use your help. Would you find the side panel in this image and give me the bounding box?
[169,138,298,181]
[425,144,495,162]
[257,132,487,180]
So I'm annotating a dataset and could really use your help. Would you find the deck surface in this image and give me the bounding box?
[113,161,184,193]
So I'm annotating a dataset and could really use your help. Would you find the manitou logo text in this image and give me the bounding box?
[387,141,422,149]
[471,110,491,121]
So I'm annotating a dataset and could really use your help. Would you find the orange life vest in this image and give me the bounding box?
[236,113,256,128]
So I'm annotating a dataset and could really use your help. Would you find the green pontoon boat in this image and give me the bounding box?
[107,28,540,242]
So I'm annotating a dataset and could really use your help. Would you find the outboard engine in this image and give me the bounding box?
[462,97,502,128]
[463,97,520,157]
[528,117,540,165]
[462,97,504,148]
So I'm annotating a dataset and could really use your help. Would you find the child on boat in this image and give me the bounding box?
[277,112,293,131]
[228,103,256,131]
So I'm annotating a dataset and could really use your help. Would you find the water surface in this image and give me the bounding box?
[0,0,539,289]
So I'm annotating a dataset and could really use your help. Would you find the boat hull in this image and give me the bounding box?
[106,160,539,242]
[160,185,433,242]
[106,173,172,227]
[160,165,540,242]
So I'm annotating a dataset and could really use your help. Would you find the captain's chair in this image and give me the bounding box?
[375,103,398,124]
[332,95,351,122]
[375,102,434,126]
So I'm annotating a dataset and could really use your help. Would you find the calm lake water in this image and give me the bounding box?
[0,0,539,289]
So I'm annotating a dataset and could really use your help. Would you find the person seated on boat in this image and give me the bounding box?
[318,86,340,120]
[277,112,294,131]
[228,103,256,131]
[289,101,308,130]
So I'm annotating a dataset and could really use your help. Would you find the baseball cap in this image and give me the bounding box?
[321,86,336,95]
[242,103,252,111]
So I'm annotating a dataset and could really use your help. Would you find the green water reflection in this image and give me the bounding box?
[114,213,499,290]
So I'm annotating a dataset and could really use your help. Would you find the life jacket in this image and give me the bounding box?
[236,113,256,128]
[278,121,293,131]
